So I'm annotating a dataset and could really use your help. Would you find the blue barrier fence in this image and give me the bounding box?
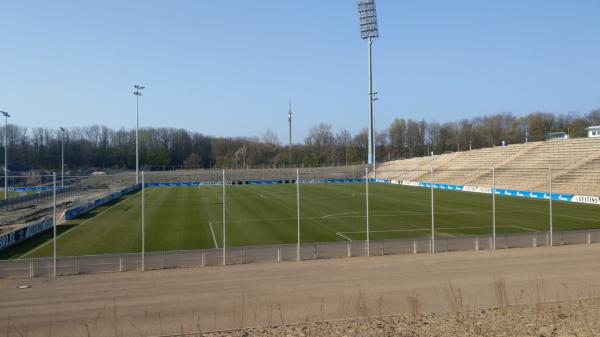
[64,184,141,220]
[388,180,587,203]
[11,186,65,192]
[0,217,53,251]
[145,178,368,187]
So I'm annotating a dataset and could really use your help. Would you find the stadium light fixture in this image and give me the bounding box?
[59,127,65,188]
[133,85,145,184]
[357,0,379,175]
[0,111,10,200]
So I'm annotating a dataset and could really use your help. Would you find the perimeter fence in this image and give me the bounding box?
[0,163,599,278]
[1,228,599,278]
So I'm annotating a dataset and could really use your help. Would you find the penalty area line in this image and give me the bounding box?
[510,225,538,232]
[336,232,353,242]
[209,222,219,248]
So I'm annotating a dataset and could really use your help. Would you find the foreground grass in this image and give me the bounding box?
[12,183,600,258]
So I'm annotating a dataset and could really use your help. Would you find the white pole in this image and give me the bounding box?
[365,167,370,257]
[4,114,7,200]
[367,37,374,172]
[492,166,496,250]
[296,168,300,261]
[222,169,226,266]
[141,171,145,271]
[431,168,435,254]
[549,167,553,247]
[61,131,64,189]
[288,100,293,166]
[52,172,56,277]
[135,93,139,185]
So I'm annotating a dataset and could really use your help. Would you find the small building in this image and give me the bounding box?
[586,126,600,138]
[546,132,569,140]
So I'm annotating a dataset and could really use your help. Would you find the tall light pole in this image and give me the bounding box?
[288,99,293,166]
[59,127,65,188]
[357,0,379,175]
[0,111,10,200]
[133,85,145,184]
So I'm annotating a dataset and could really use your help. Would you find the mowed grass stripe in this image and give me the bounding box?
[14,183,600,258]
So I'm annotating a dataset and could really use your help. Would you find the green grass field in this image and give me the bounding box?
[5,183,600,259]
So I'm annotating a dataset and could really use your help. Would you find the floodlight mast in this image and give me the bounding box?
[0,111,9,200]
[133,85,145,184]
[357,0,379,176]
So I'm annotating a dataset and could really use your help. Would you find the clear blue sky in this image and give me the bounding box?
[1,0,599,142]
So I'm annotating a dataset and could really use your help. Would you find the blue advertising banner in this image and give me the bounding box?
[0,217,53,251]
[387,179,582,204]
[12,186,66,192]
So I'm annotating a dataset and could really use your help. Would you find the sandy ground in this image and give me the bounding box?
[1,244,600,337]
[199,298,600,337]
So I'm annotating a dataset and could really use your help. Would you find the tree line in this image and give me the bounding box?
[3,109,599,172]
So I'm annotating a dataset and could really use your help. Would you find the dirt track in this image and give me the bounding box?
[2,244,600,337]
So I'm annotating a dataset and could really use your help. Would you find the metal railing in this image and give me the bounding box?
[1,228,598,279]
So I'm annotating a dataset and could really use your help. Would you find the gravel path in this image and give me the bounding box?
[2,244,600,337]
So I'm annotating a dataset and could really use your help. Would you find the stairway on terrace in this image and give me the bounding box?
[545,156,600,195]
[469,137,600,193]
[431,144,528,185]
[377,153,461,181]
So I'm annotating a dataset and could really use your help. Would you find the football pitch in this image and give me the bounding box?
[6,183,600,259]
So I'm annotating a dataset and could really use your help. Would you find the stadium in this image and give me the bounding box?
[1,136,599,277]
[2,1,600,336]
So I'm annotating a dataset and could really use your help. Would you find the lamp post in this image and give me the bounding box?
[133,85,145,184]
[59,127,65,188]
[0,111,10,200]
[357,0,379,175]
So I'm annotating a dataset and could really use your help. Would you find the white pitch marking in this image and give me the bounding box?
[510,225,537,232]
[320,209,502,220]
[336,232,353,241]
[209,222,219,248]
[321,211,361,219]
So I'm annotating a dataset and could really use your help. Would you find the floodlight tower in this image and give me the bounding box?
[288,99,293,165]
[357,0,379,174]
[0,111,10,200]
[59,127,65,188]
[133,85,145,184]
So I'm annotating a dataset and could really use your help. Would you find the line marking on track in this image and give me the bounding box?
[209,222,219,248]
[19,196,128,259]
